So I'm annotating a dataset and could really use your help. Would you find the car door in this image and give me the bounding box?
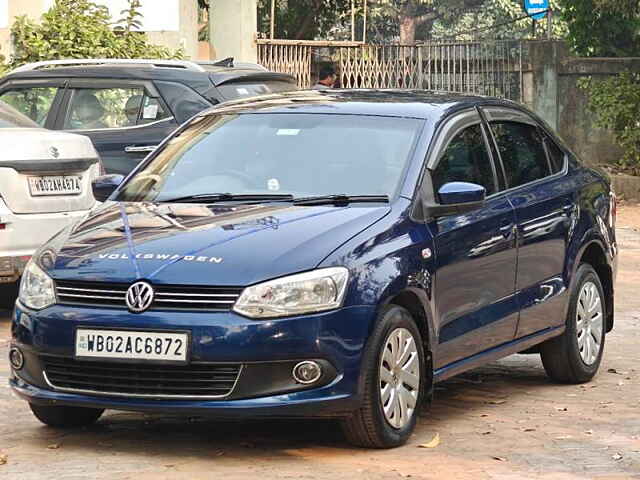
[426,110,519,369]
[0,79,67,128]
[482,107,573,338]
[56,80,178,176]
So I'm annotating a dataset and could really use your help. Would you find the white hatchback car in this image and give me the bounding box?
[0,101,100,307]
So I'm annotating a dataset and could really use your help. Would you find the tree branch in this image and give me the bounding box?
[294,0,323,39]
[414,11,440,25]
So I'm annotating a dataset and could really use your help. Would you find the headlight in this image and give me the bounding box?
[233,267,349,319]
[19,260,56,310]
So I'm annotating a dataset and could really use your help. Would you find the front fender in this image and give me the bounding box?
[320,201,437,354]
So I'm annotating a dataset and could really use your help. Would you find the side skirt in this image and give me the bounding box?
[433,325,564,383]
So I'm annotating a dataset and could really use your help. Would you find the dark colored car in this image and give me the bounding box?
[0,59,297,176]
[9,90,617,448]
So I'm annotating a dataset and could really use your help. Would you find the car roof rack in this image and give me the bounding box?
[10,58,209,74]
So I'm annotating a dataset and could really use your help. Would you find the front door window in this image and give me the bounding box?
[64,87,169,130]
[0,87,59,126]
[432,124,496,196]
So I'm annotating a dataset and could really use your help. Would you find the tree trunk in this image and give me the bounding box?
[399,15,417,45]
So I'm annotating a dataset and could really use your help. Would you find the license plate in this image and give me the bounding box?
[75,329,188,362]
[28,175,82,196]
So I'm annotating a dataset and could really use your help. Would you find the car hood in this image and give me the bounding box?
[45,201,390,286]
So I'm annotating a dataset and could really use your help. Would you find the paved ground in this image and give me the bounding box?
[1,207,640,480]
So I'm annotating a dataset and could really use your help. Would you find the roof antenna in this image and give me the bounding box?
[213,57,234,68]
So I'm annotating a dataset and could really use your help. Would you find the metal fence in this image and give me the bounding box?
[257,39,524,102]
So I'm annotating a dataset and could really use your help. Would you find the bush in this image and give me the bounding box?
[8,0,182,70]
[581,72,640,168]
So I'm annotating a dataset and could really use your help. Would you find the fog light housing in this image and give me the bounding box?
[9,347,24,370]
[292,360,322,384]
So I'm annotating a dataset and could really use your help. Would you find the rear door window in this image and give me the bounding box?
[0,87,59,126]
[489,121,550,188]
[544,135,566,174]
[64,87,170,130]
[155,81,212,124]
[432,124,497,196]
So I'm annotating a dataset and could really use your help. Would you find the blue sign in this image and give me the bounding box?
[524,0,549,21]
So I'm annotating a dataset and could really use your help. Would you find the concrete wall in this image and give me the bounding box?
[146,0,199,60]
[524,40,640,167]
[0,0,199,61]
[210,0,257,63]
[0,0,46,59]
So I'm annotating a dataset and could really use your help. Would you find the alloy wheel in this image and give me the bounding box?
[379,327,420,429]
[576,281,604,365]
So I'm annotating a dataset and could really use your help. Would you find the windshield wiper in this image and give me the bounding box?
[158,193,295,204]
[292,194,389,206]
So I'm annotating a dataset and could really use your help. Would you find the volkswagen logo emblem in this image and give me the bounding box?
[125,281,155,313]
[49,146,60,159]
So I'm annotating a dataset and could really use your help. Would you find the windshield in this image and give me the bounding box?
[116,113,424,203]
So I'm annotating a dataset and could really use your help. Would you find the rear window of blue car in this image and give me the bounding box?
[117,113,424,202]
[490,121,551,188]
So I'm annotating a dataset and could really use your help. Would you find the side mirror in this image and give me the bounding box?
[92,174,124,202]
[423,181,486,219]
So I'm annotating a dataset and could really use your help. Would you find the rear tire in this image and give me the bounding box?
[29,404,104,428]
[540,264,606,384]
[341,305,425,448]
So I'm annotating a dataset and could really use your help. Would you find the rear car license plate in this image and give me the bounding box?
[75,329,188,362]
[28,175,82,196]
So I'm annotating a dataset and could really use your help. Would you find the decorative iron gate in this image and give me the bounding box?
[257,39,525,102]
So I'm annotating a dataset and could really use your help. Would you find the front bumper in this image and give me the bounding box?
[0,200,91,283]
[10,303,375,418]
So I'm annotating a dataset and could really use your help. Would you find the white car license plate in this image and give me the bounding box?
[28,175,82,196]
[75,329,188,362]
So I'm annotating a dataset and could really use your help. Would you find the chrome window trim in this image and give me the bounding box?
[42,365,243,400]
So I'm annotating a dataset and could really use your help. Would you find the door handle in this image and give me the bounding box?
[500,223,516,239]
[125,145,157,153]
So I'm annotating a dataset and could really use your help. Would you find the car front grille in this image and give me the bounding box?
[42,356,242,398]
[55,280,243,311]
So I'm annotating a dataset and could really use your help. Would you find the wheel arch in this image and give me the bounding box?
[574,240,614,332]
[380,288,435,399]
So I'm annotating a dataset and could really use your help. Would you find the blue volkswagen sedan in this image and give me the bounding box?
[9,90,617,448]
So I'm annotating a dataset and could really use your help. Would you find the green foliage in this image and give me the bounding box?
[8,0,182,70]
[432,0,568,40]
[581,72,640,167]
[257,0,352,40]
[558,0,640,56]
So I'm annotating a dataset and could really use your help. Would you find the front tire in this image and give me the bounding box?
[540,264,606,383]
[29,404,104,428]
[341,305,425,448]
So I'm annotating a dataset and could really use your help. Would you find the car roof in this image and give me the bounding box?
[197,89,524,120]
[2,64,297,93]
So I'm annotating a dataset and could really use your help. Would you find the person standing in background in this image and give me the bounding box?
[313,65,337,90]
